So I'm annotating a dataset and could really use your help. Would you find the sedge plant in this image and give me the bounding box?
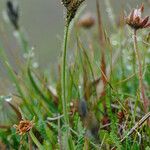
[61,0,85,148]
[0,0,150,150]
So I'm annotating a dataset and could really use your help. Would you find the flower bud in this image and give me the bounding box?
[78,12,95,28]
[126,4,150,30]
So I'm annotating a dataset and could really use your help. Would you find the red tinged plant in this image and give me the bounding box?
[126,4,150,30]
[126,4,150,113]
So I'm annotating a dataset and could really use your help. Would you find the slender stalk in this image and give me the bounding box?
[96,0,107,113]
[133,29,148,112]
[19,136,23,150]
[29,131,43,150]
[58,114,63,150]
[28,133,32,150]
[104,0,116,29]
[61,22,70,145]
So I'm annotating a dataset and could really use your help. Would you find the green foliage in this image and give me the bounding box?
[0,0,150,150]
[109,131,122,149]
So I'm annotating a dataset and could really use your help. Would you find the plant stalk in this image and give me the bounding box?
[96,0,107,113]
[29,131,43,150]
[133,29,148,112]
[61,22,70,145]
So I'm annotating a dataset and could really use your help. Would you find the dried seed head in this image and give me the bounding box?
[61,0,85,24]
[117,111,125,124]
[78,12,95,28]
[6,0,19,30]
[69,100,79,116]
[101,115,110,131]
[126,4,150,30]
[13,119,34,135]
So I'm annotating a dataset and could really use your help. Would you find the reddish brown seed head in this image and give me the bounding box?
[69,100,79,116]
[117,111,125,123]
[13,119,34,135]
[126,4,150,30]
[78,12,95,28]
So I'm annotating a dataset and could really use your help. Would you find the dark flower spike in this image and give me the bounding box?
[7,0,19,30]
[61,0,85,24]
[126,4,150,30]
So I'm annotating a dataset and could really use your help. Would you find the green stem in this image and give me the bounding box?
[61,22,70,144]
[29,131,43,150]
[133,29,148,112]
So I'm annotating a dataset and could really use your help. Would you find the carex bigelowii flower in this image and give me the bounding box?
[6,0,19,30]
[126,4,150,30]
[61,0,85,24]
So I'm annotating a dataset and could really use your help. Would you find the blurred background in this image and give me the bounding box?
[0,0,149,93]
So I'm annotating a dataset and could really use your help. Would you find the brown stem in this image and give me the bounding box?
[7,102,22,120]
[0,125,10,129]
[96,0,107,113]
[28,133,32,150]
[133,29,148,112]
[96,0,106,85]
